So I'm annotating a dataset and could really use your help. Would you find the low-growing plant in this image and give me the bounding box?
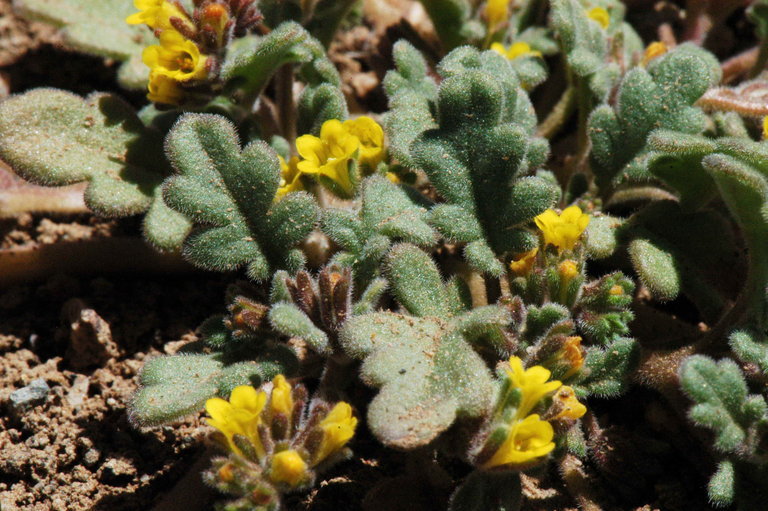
[3,0,768,509]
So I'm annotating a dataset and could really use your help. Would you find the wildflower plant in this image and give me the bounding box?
[4,0,768,509]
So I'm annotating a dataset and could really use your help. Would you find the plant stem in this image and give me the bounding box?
[537,86,575,139]
[466,269,489,307]
[275,64,296,144]
[750,40,768,79]
[574,77,593,173]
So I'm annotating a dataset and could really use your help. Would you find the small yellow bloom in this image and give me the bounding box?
[276,155,304,200]
[270,375,293,418]
[200,3,230,45]
[642,41,668,66]
[551,386,587,420]
[386,172,401,184]
[147,72,185,105]
[483,414,555,468]
[609,284,624,296]
[506,357,562,418]
[315,402,358,464]
[587,7,610,29]
[560,336,584,378]
[205,385,268,459]
[485,0,510,31]
[296,120,360,196]
[558,260,579,281]
[534,205,590,252]
[510,247,538,276]
[343,117,385,170]
[763,116,768,140]
[269,450,308,487]
[491,41,542,61]
[126,0,192,31]
[143,30,209,82]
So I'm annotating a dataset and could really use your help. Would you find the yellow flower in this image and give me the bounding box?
[343,117,385,170]
[126,0,192,31]
[558,260,579,282]
[386,172,401,184]
[143,30,209,82]
[509,247,538,276]
[534,205,590,252]
[642,41,668,66]
[269,450,308,487]
[483,414,555,468]
[296,119,360,196]
[205,385,268,459]
[485,0,510,31]
[763,116,768,140]
[506,357,562,418]
[314,402,358,464]
[587,7,610,29]
[491,41,542,61]
[276,155,304,200]
[551,386,587,420]
[609,284,624,296]
[270,375,293,418]
[560,336,584,378]
[147,72,185,105]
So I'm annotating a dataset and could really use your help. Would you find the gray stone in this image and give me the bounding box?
[8,378,50,413]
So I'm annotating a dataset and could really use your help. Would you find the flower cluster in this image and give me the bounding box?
[127,0,261,105]
[283,117,385,199]
[478,357,586,470]
[204,375,357,496]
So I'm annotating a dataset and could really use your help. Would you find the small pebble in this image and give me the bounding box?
[8,379,50,414]
[83,448,101,467]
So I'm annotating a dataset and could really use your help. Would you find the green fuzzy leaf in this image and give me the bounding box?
[382,40,439,169]
[387,244,451,318]
[129,345,297,426]
[163,113,318,280]
[221,22,341,102]
[339,312,496,449]
[730,330,768,373]
[708,460,736,507]
[584,214,624,259]
[589,44,720,190]
[576,338,638,398]
[321,176,436,287]
[0,88,190,250]
[269,303,330,354]
[297,83,348,137]
[680,355,768,455]
[405,48,556,272]
[16,0,154,89]
[628,238,680,302]
[448,471,522,511]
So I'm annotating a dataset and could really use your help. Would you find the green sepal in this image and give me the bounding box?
[268,303,330,354]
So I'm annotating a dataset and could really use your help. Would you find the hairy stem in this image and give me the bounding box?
[275,64,296,144]
[537,86,575,139]
[559,453,603,511]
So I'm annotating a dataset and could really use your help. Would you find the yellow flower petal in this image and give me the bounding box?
[534,206,590,252]
[270,450,308,487]
[587,7,610,29]
[296,119,360,196]
[485,0,510,31]
[552,386,587,420]
[315,402,358,464]
[506,357,562,418]
[510,247,538,276]
[642,41,668,66]
[483,414,555,468]
[270,375,294,418]
[205,386,266,459]
[763,116,768,140]
[143,30,209,83]
[343,116,385,170]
